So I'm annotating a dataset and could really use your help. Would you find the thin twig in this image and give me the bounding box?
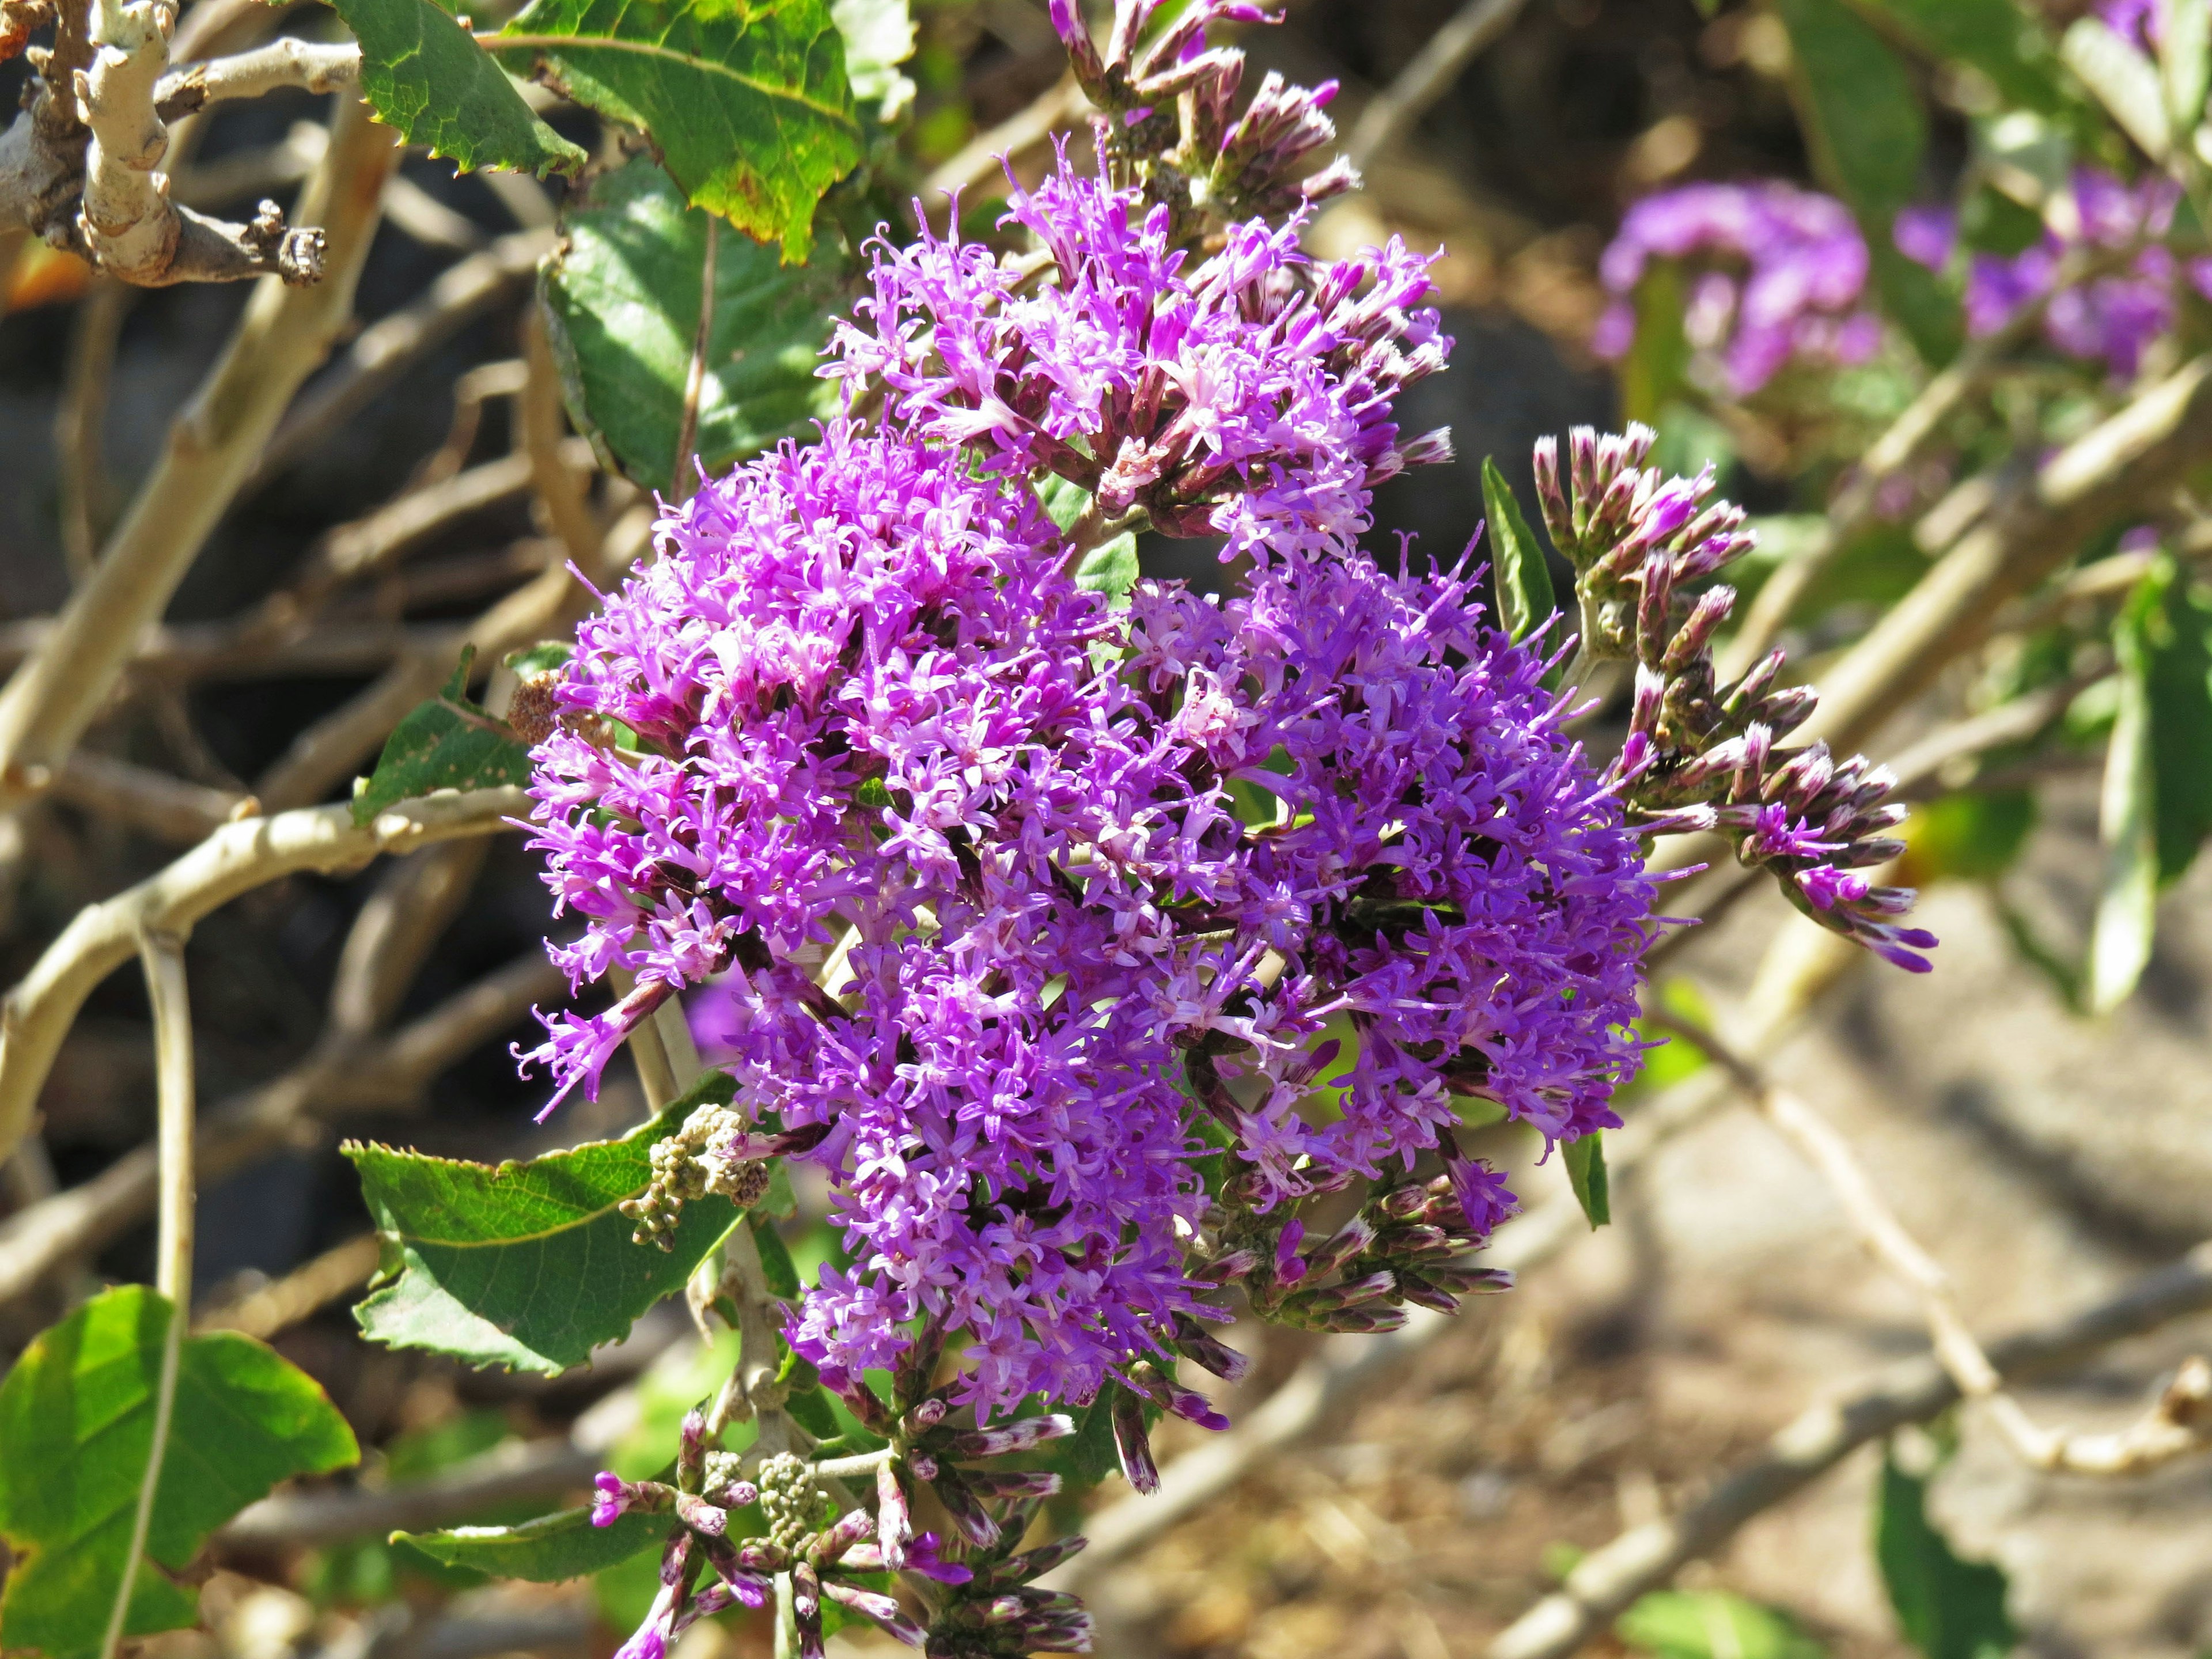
[1488,1241,2212,1659]
[0,95,396,811]
[196,1231,380,1339]
[57,276,131,579]
[523,305,600,563]
[671,213,718,502]
[153,35,359,118]
[0,785,529,1169]
[104,926,195,1659]
[218,1437,603,1549]
[52,750,249,843]
[1343,0,1531,173]
[1647,1006,2212,1480]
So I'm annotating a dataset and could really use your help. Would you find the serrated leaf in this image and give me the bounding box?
[329,0,586,177]
[347,1093,743,1374]
[1618,1589,1826,1659]
[1482,455,1554,646]
[1562,1131,1609,1229]
[351,646,534,826]
[830,0,914,122]
[491,0,862,256]
[395,1503,666,1582]
[1876,1453,2016,1659]
[1850,0,2071,117]
[0,1286,358,1659]
[2061,17,2172,160]
[541,155,847,494]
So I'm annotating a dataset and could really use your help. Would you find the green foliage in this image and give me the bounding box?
[2090,559,2212,1012]
[0,1286,358,1658]
[347,1093,744,1374]
[1902,790,2037,885]
[1563,1132,1609,1229]
[308,1411,525,1602]
[491,0,862,255]
[1632,977,1712,1094]
[1619,262,1689,425]
[350,646,533,826]
[2062,16,2173,161]
[329,0,587,177]
[830,0,915,122]
[1618,1589,1827,1659]
[540,155,849,494]
[1037,474,1142,605]
[395,1502,666,1582]
[2162,0,2210,133]
[505,640,576,677]
[1849,0,2071,118]
[751,1213,802,1297]
[1482,456,1556,646]
[1876,1452,2016,1659]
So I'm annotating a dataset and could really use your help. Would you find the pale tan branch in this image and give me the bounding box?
[196,1231,378,1339]
[1343,0,1530,172]
[0,785,527,1169]
[248,228,551,490]
[0,95,393,811]
[923,74,1090,204]
[219,1436,603,1550]
[0,946,562,1306]
[1805,354,2212,755]
[1651,1008,2212,1481]
[1487,1242,2212,1659]
[51,750,247,843]
[154,35,358,118]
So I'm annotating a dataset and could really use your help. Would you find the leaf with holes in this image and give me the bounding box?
[0,1286,358,1659]
[329,0,586,177]
[491,0,861,255]
[350,646,534,826]
[347,1081,744,1374]
[541,155,849,494]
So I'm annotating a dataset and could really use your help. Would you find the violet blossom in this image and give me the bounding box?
[1594,180,1881,396]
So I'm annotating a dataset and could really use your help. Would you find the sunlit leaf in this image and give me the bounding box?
[350,646,533,826]
[1618,1588,1826,1659]
[1876,1452,2016,1659]
[1563,1132,1609,1229]
[1483,456,1556,646]
[0,1287,358,1659]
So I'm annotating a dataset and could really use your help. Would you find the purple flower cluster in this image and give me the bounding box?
[1594,181,1880,396]
[827,135,1450,566]
[520,138,1655,1411]
[1897,168,2212,380]
[1536,426,1936,972]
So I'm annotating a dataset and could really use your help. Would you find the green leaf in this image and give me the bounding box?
[1073,534,1141,605]
[540,155,847,495]
[491,0,862,256]
[0,1286,358,1659]
[2061,17,2172,160]
[1482,456,1555,646]
[347,1093,743,1374]
[395,1503,665,1582]
[830,0,914,122]
[1849,0,2071,116]
[1039,1385,1132,1490]
[2162,0,2210,133]
[2089,560,2212,1011]
[751,1214,801,1298]
[1618,1589,1825,1659]
[1901,790,2037,884]
[1562,1132,1609,1229]
[350,646,534,826]
[505,640,575,677]
[1619,262,1689,425]
[328,0,586,177]
[1776,0,1926,216]
[1876,1453,2016,1659]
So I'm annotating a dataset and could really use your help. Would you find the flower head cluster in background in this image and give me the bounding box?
[1593,180,1879,396]
[1897,168,2212,381]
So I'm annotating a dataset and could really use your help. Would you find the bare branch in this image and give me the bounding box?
[923,73,1090,209]
[1805,354,2212,755]
[0,785,528,1169]
[154,35,358,118]
[0,96,395,812]
[1488,1243,2212,1659]
[1343,0,1531,172]
[196,1231,379,1339]
[219,1436,603,1550]
[0,946,562,1306]
[1650,1006,2212,1482]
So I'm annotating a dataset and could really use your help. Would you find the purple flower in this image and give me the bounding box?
[1596,180,1879,395]
[1893,204,1957,272]
[591,1471,631,1527]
